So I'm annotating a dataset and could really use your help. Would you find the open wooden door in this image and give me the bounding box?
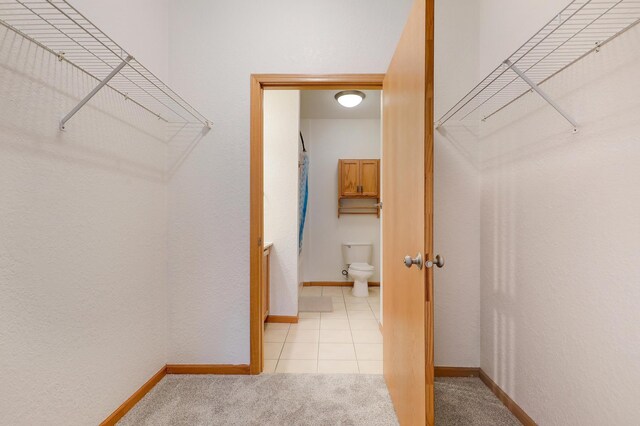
[382,0,435,424]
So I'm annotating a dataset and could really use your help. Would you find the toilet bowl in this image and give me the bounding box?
[342,243,375,298]
[348,262,374,298]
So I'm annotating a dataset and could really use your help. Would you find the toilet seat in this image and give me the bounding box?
[349,262,373,272]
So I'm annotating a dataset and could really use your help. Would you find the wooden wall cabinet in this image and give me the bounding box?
[338,159,380,217]
[339,159,380,198]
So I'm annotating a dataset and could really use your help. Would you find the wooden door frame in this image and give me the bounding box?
[425,0,435,421]
[249,74,384,374]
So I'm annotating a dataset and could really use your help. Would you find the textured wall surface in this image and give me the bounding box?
[300,118,382,283]
[264,90,300,316]
[0,22,168,426]
[165,0,414,364]
[71,0,169,80]
[478,9,640,425]
[477,0,564,77]
[433,0,482,367]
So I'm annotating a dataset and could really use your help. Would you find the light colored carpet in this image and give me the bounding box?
[298,296,333,312]
[435,378,520,425]
[118,374,397,426]
[118,375,521,426]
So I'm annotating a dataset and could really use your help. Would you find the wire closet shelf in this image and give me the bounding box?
[436,0,640,132]
[0,0,211,131]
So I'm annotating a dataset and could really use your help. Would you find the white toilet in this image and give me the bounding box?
[342,243,375,297]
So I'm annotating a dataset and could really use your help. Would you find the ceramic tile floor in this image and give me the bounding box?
[263,285,382,374]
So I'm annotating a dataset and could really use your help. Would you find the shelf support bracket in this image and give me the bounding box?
[504,59,578,132]
[60,55,134,130]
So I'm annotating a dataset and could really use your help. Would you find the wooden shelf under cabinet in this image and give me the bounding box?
[338,159,380,217]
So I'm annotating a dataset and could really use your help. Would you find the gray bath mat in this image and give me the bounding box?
[299,296,333,312]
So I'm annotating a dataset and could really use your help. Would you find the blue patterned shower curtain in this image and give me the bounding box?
[298,151,309,254]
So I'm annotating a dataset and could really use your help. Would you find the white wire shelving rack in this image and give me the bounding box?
[0,0,212,131]
[437,0,640,132]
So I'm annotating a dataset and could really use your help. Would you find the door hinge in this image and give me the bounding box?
[258,237,262,246]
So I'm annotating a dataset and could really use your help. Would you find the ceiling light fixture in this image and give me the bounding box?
[335,90,366,108]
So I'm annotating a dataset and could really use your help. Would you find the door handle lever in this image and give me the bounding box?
[403,253,423,270]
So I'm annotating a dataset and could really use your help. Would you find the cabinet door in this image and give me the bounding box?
[360,160,379,197]
[340,160,360,197]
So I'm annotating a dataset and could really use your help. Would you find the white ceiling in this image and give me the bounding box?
[300,90,381,119]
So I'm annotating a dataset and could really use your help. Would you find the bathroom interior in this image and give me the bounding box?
[263,89,383,374]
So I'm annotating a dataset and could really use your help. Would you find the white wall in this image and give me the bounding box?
[0,15,168,426]
[477,0,566,77]
[166,0,414,363]
[162,0,482,368]
[72,0,169,80]
[264,90,300,316]
[300,119,381,283]
[433,0,482,367]
[477,1,640,424]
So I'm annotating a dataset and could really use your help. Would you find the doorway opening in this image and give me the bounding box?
[249,75,385,375]
[261,88,384,374]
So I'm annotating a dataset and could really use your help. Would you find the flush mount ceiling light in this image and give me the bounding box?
[335,90,366,108]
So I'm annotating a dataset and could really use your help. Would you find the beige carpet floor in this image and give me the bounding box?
[435,377,520,425]
[118,375,520,425]
[118,374,397,425]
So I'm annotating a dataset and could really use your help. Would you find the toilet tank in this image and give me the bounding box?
[342,243,372,265]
